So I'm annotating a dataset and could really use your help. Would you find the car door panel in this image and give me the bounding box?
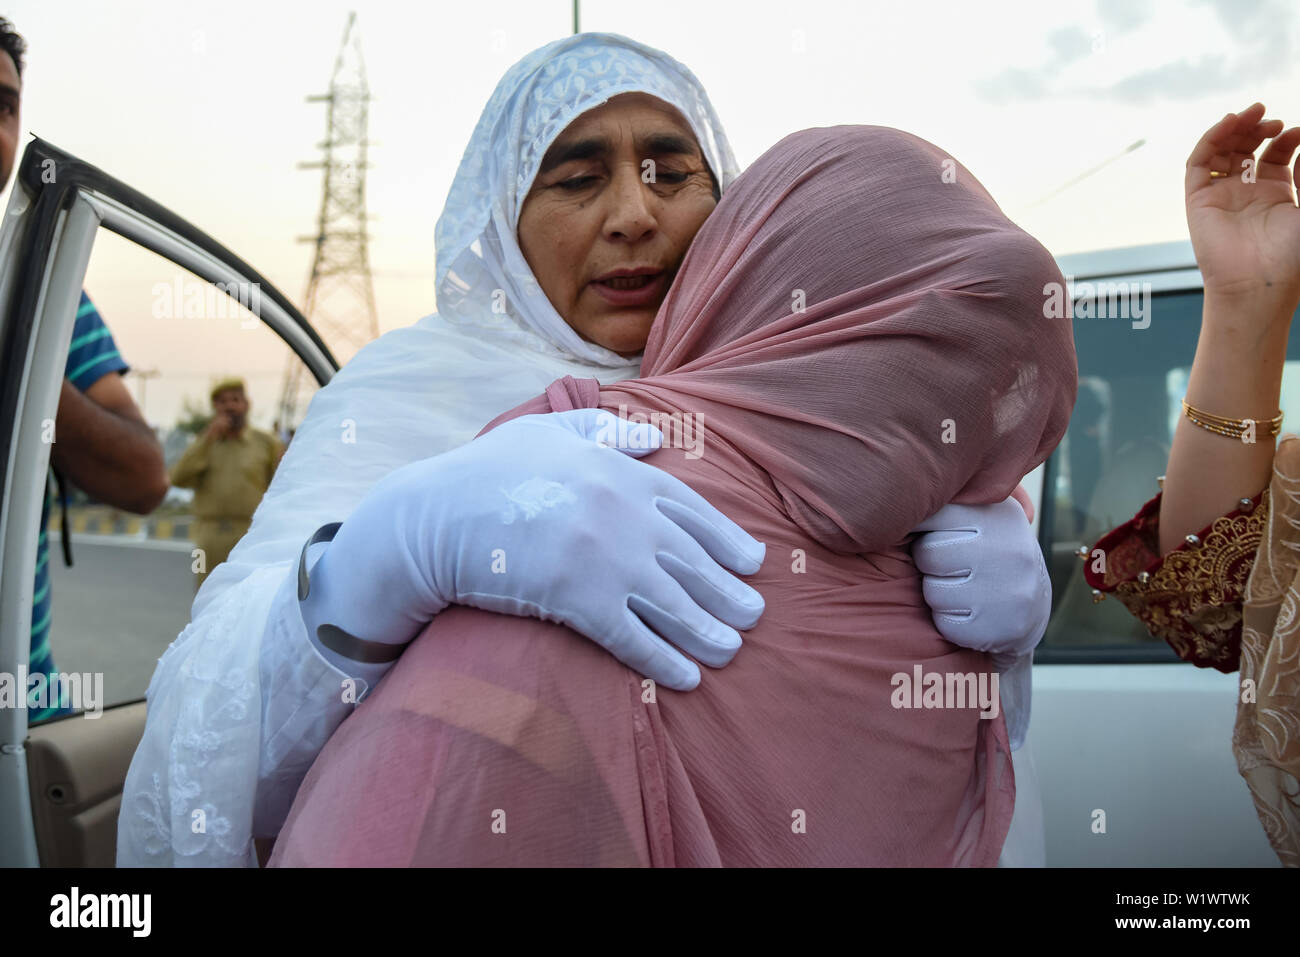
[0,186,100,868]
[1032,663,1278,866]
[25,703,146,867]
[0,138,337,867]
[1032,248,1288,866]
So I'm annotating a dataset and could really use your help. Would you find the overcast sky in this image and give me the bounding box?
[6,0,1299,428]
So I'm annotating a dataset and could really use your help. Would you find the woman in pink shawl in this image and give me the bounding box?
[270,126,1077,867]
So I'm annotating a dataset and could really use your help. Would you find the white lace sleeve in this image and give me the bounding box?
[251,539,392,839]
[117,563,283,866]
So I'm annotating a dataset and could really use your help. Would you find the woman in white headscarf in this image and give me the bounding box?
[117,33,1051,867]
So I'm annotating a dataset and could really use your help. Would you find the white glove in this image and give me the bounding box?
[911,495,1049,751]
[910,496,1050,658]
[302,408,766,691]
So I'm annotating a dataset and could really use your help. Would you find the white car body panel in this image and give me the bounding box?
[1030,239,1279,866]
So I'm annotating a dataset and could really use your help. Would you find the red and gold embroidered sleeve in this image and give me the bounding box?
[1082,487,1269,673]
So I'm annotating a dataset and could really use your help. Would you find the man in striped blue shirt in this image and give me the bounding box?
[30,293,169,722]
[0,20,169,722]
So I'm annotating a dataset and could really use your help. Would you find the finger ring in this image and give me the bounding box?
[1209,170,1228,179]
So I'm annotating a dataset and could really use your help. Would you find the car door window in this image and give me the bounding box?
[0,139,336,867]
[0,139,335,726]
[32,229,323,722]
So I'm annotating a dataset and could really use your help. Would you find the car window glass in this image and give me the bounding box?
[1042,289,1300,655]
[31,229,320,724]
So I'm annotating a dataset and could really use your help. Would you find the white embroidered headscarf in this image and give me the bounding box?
[435,31,740,367]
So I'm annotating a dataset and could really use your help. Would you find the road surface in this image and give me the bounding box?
[46,535,198,711]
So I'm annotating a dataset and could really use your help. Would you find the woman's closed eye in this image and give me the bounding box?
[550,165,699,193]
[647,167,717,195]
[557,175,600,191]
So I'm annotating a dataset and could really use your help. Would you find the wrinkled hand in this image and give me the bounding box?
[305,409,766,690]
[1186,102,1300,313]
[910,495,1050,658]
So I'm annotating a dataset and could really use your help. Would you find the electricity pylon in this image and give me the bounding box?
[277,11,379,433]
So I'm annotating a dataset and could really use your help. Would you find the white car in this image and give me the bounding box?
[1024,240,1279,866]
[0,142,1280,866]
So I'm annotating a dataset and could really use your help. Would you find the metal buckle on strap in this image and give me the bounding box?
[297,522,404,664]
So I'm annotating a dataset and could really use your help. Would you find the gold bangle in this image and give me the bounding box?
[1182,402,1283,429]
[1183,411,1281,439]
[1182,398,1283,439]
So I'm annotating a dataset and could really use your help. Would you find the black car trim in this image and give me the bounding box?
[0,146,69,533]
[1,138,339,531]
[16,138,337,370]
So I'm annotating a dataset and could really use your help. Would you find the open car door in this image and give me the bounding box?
[0,138,337,866]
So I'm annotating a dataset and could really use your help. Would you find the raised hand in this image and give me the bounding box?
[1186,102,1300,315]
[1159,104,1300,555]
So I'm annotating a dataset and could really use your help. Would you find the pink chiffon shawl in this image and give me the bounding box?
[271,127,1077,867]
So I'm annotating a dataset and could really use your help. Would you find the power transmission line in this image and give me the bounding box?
[277,11,380,430]
[1022,139,1146,211]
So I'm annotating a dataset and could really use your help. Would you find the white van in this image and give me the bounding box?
[1025,240,1280,865]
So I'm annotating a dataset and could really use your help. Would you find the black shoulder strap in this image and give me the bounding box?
[51,465,74,567]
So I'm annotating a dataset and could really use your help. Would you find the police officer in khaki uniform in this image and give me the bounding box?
[171,377,285,587]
